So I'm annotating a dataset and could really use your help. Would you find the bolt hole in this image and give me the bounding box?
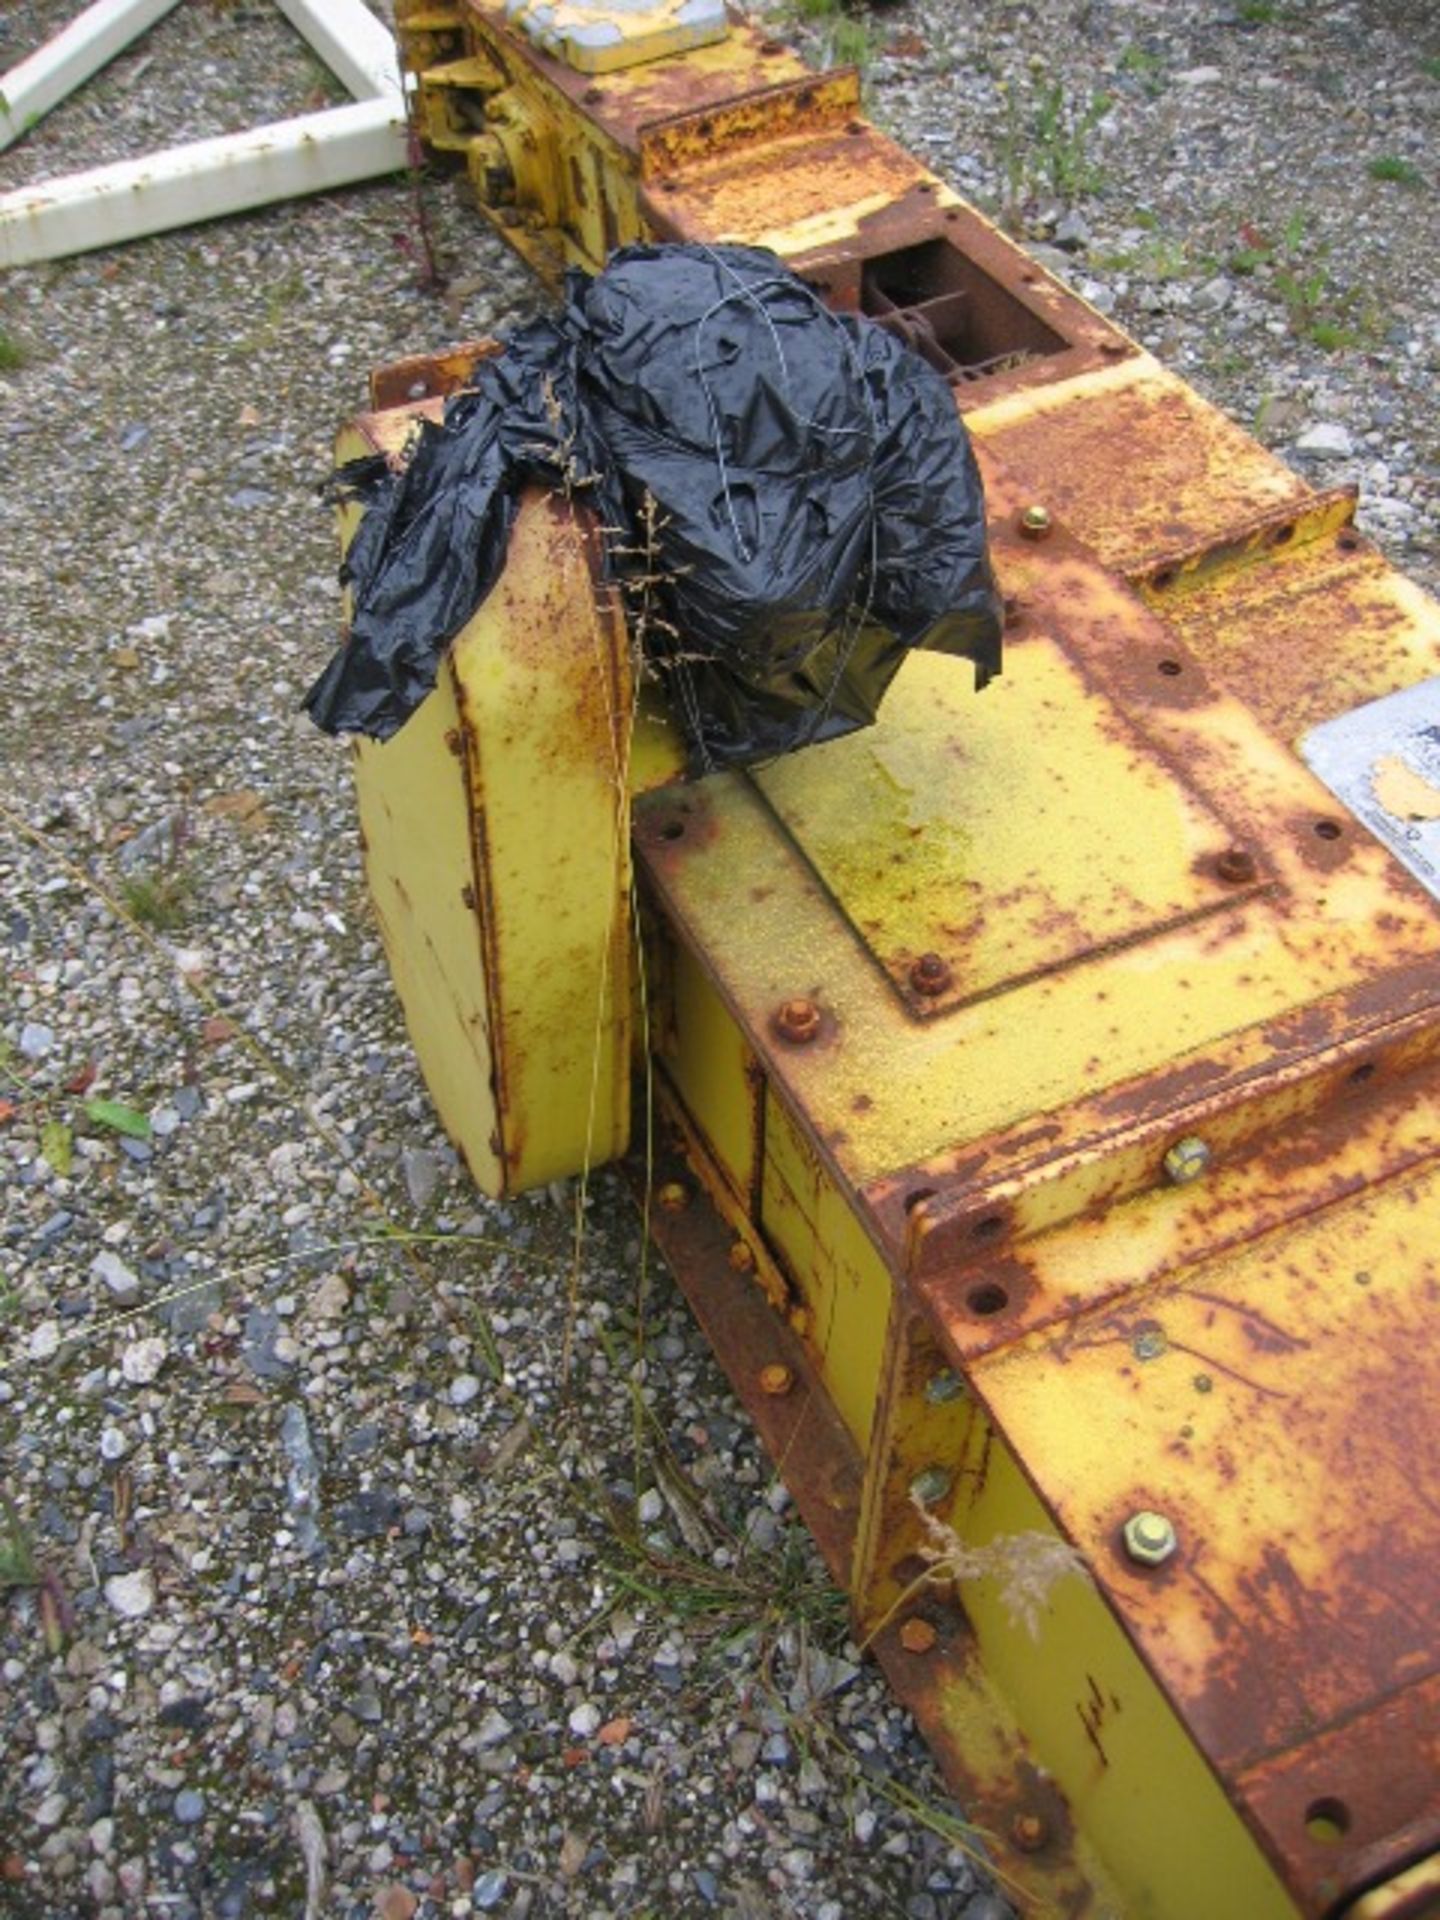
[1337,529,1360,553]
[966,1282,1010,1317]
[1157,658,1184,677]
[945,209,960,223]
[971,1214,1005,1242]
[1304,1798,1351,1845]
[903,1188,937,1215]
[1270,523,1294,547]
[1314,818,1343,841]
[916,181,934,193]
[1152,567,1177,591]
[1347,1061,1375,1087]
[659,820,685,841]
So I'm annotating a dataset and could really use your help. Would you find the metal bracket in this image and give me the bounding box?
[0,0,409,267]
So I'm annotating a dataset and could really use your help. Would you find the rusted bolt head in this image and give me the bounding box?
[758,1364,794,1397]
[909,952,952,997]
[656,1181,689,1213]
[1019,503,1053,540]
[1010,1812,1047,1853]
[444,726,463,757]
[728,1241,755,1273]
[1215,847,1257,886]
[1163,1136,1212,1186]
[924,1369,964,1405]
[774,997,822,1045]
[909,1467,952,1508]
[899,1617,937,1655]
[1123,1509,1178,1567]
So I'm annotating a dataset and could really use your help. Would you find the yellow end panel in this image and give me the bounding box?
[353,487,633,1197]
[760,1088,893,1452]
[449,490,633,1191]
[354,671,504,1195]
[656,940,760,1210]
[947,1439,1295,1920]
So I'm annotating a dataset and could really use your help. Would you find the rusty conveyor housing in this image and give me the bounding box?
[337,7,1440,1915]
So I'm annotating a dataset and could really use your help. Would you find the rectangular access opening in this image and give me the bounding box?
[860,236,1067,385]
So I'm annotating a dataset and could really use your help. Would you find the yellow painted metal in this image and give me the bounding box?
[634,633,1440,1191]
[754,633,1240,1008]
[347,11,1440,1911]
[353,484,635,1195]
[759,1087,893,1452]
[930,1433,1295,1920]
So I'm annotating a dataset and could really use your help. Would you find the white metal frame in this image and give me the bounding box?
[0,0,409,267]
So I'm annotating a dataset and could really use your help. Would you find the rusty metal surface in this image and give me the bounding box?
[634,1118,1121,1920]
[368,340,499,410]
[635,65,861,177]
[1157,529,1440,742]
[967,357,1313,577]
[448,0,814,153]
[944,1152,1440,1908]
[1236,1676,1440,1920]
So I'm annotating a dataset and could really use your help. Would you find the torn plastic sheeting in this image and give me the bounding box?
[305,243,1004,773]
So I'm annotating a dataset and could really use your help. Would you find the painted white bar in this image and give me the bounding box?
[275,0,405,101]
[0,0,184,153]
[0,96,408,267]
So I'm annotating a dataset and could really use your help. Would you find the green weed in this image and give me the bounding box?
[1227,210,1365,351]
[1422,55,1440,81]
[999,77,1110,228]
[1238,1,1278,22]
[0,328,27,373]
[791,0,875,71]
[1368,154,1423,186]
[120,864,195,931]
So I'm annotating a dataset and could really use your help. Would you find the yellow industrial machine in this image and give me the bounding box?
[331,5,1440,1914]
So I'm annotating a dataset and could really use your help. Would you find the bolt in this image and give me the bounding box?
[1163,1135,1212,1185]
[444,727,463,758]
[1019,503,1052,541]
[924,1370,965,1405]
[909,1467,952,1508]
[774,997,822,1045]
[1123,1509,1178,1567]
[909,952,952,997]
[758,1364,795,1397]
[460,883,477,911]
[1131,1327,1168,1362]
[656,1181,688,1213]
[899,1618,937,1654]
[1216,847,1257,885]
[1010,1813,1047,1853]
[728,1241,755,1273]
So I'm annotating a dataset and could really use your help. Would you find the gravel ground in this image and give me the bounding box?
[1,3,1435,1917]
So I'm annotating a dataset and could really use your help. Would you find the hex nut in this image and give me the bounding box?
[1019,503,1052,540]
[909,1467,952,1508]
[774,997,822,1044]
[758,1364,794,1397]
[1163,1135,1212,1186]
[899,1618,937,1654]
[909,952,952,997]
[1123,1509,1178,1567]
[1011,1813,1047,1853]
[656,1181,689,1212]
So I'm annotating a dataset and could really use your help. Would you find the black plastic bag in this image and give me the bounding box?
[305,244,1003,773]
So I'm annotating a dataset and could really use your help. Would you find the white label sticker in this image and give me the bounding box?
[1301,678,1440,900]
